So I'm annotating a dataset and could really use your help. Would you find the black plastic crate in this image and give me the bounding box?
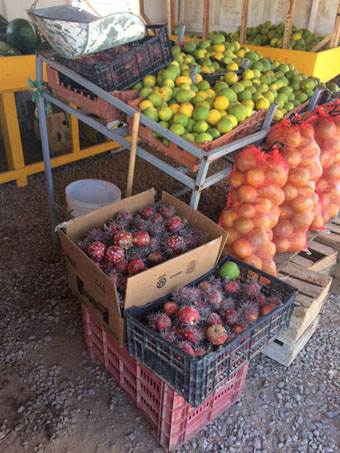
[125,255,297,407]
[55,25,173,92]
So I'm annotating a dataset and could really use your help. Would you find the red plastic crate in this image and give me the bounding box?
[46,65,138,122]
[82,304,249,450]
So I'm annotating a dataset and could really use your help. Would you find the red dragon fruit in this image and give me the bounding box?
[154,313,172,331]
[163,301,178,316]
[179,341,195,356]
[105,223,120,236]
[88,241,106,260]
[206,325,228,345]
[115,260,128,274]
[225,281,241,295]
[150,213,164,225]
[167,235,185,254]
[177,306,199,326]
[147,250,164,266]
[115,211,133,227]
[243,279,261,297]
[234,323,247,335]
[167,216,184,232]
[222,308,239,326]
[240,301,259,323]
[182,327,202,344]
[140,207,156,219]
[206,312,222,326]
[128,259,147,275]
[198,281,212,293]
[159,204,176,219]
[114,231,133,250]
[206,289,223,308]
[133,231,150,247]
[105,245,125,264]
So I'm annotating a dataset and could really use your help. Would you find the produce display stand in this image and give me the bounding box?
[0,55,121,188]
[36,51,296,240]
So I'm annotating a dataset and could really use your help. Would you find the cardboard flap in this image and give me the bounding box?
[61,188,156,240]
[124,237,223,309]
[161,192,228,258]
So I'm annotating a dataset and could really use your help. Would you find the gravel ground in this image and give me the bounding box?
[0,149,340,453]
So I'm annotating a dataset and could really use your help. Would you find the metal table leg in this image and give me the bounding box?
[36,56,57,243]
[190,158,211,209]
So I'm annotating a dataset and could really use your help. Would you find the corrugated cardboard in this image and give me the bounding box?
[57,189,228,346]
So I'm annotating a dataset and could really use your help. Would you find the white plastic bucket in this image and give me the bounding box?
[65,179,121,217]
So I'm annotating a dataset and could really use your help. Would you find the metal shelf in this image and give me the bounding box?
[35,53,321,241]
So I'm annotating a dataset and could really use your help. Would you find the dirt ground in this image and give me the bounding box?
[1,147,340,453]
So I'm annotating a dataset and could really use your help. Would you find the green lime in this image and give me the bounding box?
[219,261,240,280]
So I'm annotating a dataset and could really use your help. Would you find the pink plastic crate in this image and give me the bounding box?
[82,304,249,450]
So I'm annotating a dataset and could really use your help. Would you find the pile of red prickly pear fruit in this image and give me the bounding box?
[75,204,208,305]
[146,268,283,357]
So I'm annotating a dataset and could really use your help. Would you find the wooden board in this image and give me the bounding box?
[274,230,320,271]
[262,315,320,367]
[291,240,338,274]
[277,262,332,345]
[317,217,340,254]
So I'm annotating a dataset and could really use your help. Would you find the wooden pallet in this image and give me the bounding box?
[290,240,337,275]
[262,262,332,366]
[318,217,340,255]
[262,315,320,367]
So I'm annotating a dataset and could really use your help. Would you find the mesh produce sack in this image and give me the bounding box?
[219,144,289,276]
[266,115,323,252]
[306,102,340,223]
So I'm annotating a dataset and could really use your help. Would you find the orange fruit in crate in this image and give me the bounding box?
[234,218,254,235]
[288,167,311,187]
[255,198,272,213]
[322,193,330,207]
[238,203,256,218]
[236,152,257,172]
[229,171,245,188]
[327,181,340,196]
[289,233,307,251]
[224,228,240,245]
[243,254,262,269]
[221,210,238,228]
[247,228,269,249]
[282,183,298,201]
[245,168,265,188]
[274,237,290,253]
[318,178,328,192]
[291,195,313,213]
[274,219,294,237]
[238,185,258,203]
[292,211,314,229]
[252,213,270,230]
[232,238,253,259]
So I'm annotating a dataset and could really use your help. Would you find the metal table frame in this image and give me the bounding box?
[35,53,321,241]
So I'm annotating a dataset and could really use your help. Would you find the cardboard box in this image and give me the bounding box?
[57,189,228,346]
[34,111,70,156]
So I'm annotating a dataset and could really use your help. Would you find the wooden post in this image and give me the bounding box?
[240,0,249,45]
[202,0,210,39]
[167,0,175,36]
[330,0,340,48]
[0,92,27,187]
[138,0,151,25]
[126,112,140,198]
[311,33,332,52]
[283,0,296,49]
[68,105,80,153]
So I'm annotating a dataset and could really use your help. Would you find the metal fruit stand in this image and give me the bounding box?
[29,5,322,241]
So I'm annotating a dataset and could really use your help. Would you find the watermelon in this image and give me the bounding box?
[0,41,21,56]
[6,18,36,53]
